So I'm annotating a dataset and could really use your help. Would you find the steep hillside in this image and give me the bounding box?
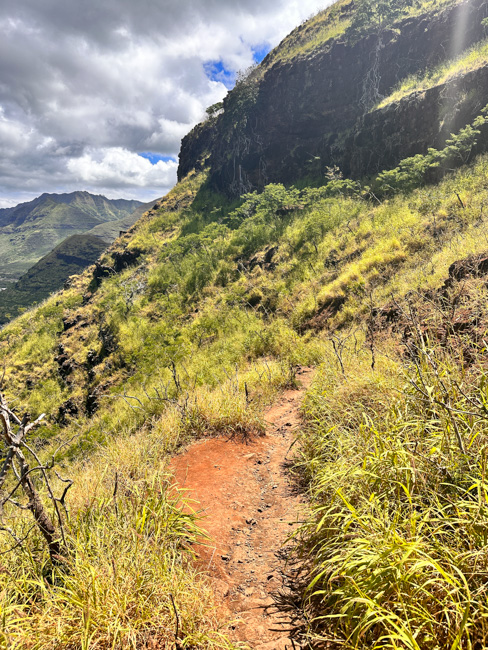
[0,234,108,325]
[3,1,488,648]
[179,0,488,193]
[0,191,142,282]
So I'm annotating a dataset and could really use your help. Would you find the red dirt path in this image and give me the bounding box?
[170,368,313,649]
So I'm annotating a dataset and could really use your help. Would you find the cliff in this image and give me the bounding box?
[178,0,488,193]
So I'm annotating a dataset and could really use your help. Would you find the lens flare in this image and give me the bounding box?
[439,2,471,137]
[450,1,470,58]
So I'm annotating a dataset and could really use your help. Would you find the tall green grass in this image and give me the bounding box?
[296,284,488,648]
[0,437,231,648]
[4,134,488,644]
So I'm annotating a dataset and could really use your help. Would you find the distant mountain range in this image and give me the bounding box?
[0,191,144,282]
[0,192,160,323]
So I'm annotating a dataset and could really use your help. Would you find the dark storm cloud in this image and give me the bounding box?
[0,0,331,206]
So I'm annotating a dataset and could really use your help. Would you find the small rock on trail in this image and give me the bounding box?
[171,367,313,649]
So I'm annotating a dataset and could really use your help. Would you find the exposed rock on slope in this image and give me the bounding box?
[179,0,488,194]
[347,63,488,177]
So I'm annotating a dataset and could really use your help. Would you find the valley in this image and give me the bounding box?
[0,193,158,324]
[0,191,143,281]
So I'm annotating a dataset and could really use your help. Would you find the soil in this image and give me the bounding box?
[170,367,314,649]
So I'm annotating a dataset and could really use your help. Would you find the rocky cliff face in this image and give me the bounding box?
[348,63,488,178]
[178,0,488,193]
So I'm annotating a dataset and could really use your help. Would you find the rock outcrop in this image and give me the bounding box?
[178,0,488,193]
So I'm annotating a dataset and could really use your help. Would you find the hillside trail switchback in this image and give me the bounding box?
[171,367,313,649]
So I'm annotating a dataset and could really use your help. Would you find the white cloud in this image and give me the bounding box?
[67,147,178,189]
[0,0,333,205]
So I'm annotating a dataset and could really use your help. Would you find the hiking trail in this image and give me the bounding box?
[171,367,313,649]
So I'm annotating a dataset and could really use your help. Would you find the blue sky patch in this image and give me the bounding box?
[204,44,271,89]
[139,152,176,165]
[204,60,236,89]
[253,45,271,64]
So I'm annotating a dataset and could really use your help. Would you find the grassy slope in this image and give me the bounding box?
[1,144,488,645]
[262,0,456,69]
[2,2,488,647]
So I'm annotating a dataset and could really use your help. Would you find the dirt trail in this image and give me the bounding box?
[171,368,313,649]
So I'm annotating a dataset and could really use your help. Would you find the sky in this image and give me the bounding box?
[0,0,333,208]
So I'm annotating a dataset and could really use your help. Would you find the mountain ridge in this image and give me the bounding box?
[0,191,144,282]
[0,191,143,229]
[0,196,160,323]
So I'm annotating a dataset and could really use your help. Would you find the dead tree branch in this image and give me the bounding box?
[0,389,69,562]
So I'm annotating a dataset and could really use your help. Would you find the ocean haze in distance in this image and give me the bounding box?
[0,0,333,208]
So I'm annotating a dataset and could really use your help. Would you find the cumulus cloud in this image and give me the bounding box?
[68,147,178,189]
[0,0,332,205]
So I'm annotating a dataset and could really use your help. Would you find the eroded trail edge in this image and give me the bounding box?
[171,368,313,649]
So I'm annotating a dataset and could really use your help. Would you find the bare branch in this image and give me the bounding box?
[0,525,35,555]
[22,441,66,547]
[6,498,30,510]
[23,413,46,437]
[0,448,14,493]
[1,463,47,507]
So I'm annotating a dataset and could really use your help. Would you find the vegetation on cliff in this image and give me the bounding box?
[376,31,488,108]
[263,0,456,68]
[3,0,488,647]
[180,0,488,196]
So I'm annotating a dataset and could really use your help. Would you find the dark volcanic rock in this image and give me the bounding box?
[112,247,142,272]
[446,252,488,284]
[57,398,79,425]
[347,64,488,178]
[85,349,99,368]
[85,385,108,417]
[63,314,82,332]
[99,326,118,356]
[299,295,346,332]
[369,252,488,365]
[178,119,219,180]
[91,247,142,289]
[92,262,114,287]
[54,346,75,381]
[178,0,488,194]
